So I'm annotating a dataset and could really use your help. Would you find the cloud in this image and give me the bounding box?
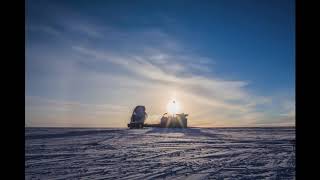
[26,96,130,127]
[27,25,61,37]
[27,40,294,127]
[66,44,281,127]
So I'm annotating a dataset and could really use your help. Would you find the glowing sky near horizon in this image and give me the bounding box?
[26,0,295,127]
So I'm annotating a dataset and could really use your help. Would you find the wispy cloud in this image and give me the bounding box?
[26,96,130,127]
[65,43,281,127]
[27,25,61,37]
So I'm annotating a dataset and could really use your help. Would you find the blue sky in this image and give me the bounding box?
[26,0,295,127]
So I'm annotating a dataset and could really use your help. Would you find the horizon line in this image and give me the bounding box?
[25,125,295,129]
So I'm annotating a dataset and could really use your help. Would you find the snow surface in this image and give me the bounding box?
[25,127,295,179]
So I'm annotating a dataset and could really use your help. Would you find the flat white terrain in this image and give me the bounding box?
[25,127,295,179]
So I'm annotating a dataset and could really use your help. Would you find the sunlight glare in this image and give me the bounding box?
[166,99,181,115]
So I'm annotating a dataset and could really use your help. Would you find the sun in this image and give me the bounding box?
[166,99,181,115]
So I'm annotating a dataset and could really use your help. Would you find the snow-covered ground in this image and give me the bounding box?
[25,127,295,179]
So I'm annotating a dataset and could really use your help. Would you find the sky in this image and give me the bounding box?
[25,0,295,127]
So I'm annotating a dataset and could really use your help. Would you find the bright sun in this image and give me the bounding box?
[166,99,181,115]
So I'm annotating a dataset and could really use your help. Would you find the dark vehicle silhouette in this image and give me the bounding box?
[128,105,147,129]
[160,113,188,128]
